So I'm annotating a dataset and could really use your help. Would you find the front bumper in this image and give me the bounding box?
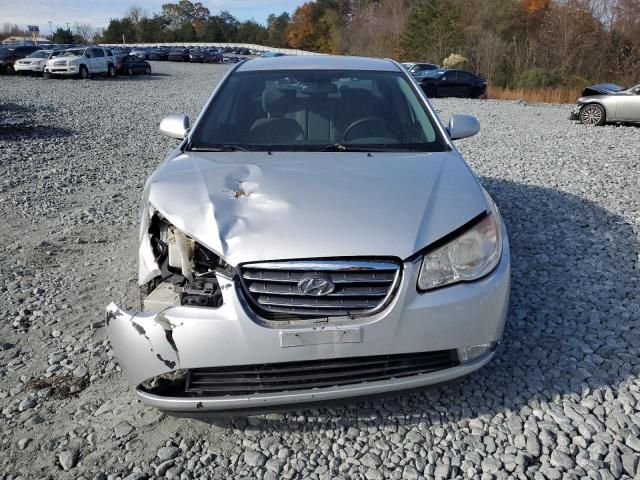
[107,239,510,412]
[569,105,581,120]
[44,65,78,75]
[14,63,45,73]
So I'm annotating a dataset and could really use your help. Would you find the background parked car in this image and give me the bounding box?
[419,69,487,99]
[407,62,440,75]
[189,48,204,63]
[168,48,190,62]
[570,82,640,126]
[203,49,223,63]
[43,46,116,79]
[0,45,41,73]
[130,47,149,60]
[148,48,168,61]
[14,49,61,75]
[116,54,151,76]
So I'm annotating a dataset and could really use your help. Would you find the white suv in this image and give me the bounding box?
[44,46,116,79]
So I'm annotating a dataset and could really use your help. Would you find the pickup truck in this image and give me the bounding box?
[43,46,116,79]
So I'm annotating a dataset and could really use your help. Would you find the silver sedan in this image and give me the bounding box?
[106,55,510,413]
[571,82,640,125]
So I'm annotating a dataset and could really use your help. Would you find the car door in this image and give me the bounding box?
[83,48,95,72]
[438,71,457,97]
[92,48,107,73]
[615,87,640,121]
[456,71,472,97]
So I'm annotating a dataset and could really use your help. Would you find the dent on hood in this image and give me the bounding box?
[136,151,486,313]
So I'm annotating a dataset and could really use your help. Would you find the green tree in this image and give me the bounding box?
[51,27,75,44]
[101,18,137,43]
[401,0,461,63]
[266,12,291,47]
[161,0,210,29]
[235,20,268,44]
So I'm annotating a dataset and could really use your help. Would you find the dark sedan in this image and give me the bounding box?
[203,49,223,63]
[148,48,168,61]
[117,55,151,75]
[168,48,190,62]
[419,69,487,99]
[189,49,204,63]
[0,45,41,73]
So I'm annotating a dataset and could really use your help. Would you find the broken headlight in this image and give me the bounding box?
[417,195,503,291]
[143,214,233,310]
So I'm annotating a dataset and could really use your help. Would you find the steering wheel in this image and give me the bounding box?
[343,116,397,142]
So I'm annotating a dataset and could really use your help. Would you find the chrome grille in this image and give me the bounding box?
[239,260,402,318]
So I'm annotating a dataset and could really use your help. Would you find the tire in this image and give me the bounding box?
[579,103,606,126]
[107,64,116,78]
[145,66,151,75]
[424,84,437,98]
[43,71,51,79]
[79,65,89,79]
[5,64,14,74]
[127,67,134,76]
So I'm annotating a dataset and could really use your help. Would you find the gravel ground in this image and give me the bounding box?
[1,61,639,480]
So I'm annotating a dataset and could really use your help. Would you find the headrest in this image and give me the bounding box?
[262,88,295,116]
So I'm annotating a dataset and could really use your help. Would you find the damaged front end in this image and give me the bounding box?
[139,210,234,311]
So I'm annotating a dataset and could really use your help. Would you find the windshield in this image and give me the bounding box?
[190,69,447,152]
[60,49,84,57]
[29,50,51,58]
[0,47,10,58]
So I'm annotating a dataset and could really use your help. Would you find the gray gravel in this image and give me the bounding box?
[1,61,639,479]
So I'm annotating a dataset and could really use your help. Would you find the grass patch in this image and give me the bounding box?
[489,86,581,104]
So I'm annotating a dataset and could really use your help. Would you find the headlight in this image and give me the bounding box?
[417,197,503,291]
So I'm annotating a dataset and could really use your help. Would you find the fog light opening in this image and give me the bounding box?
[457,342,497,363]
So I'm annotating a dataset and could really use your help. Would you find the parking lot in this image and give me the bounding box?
[1,60,639,479]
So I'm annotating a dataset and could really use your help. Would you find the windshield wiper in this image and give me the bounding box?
[319,143,418,152]
[190,145,249,152]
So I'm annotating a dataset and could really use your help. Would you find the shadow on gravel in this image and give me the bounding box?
[199,178,639,428]
[0,102,74,140]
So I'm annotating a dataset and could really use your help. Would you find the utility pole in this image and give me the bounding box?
[48,21,52,37]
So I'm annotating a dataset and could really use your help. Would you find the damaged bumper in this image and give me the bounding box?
[106,245,510,412]
[569,105,581,120]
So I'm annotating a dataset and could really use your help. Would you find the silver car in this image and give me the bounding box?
[106,55,511,413]
[570,82,640,125]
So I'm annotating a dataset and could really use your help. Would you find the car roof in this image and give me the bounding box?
[237,55,400,72]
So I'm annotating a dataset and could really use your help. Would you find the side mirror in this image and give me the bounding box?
[159,114,190,140]
[448,114,480,140]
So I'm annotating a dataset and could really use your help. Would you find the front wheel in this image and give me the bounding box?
[144,66,151,75]
[579,104,606,126]
[424,84,437,98]
[127,66,134,76]
[79,65,89,79]
[107,64,116,78]
[43,71,51,79]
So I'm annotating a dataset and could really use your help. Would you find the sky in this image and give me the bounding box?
[0,0,306,36]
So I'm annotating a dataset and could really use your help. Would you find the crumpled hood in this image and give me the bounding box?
[144,151,487,267]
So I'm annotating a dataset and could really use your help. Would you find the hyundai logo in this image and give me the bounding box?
[297,273,335,296]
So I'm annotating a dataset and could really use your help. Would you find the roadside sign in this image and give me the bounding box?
[27,25,39,32]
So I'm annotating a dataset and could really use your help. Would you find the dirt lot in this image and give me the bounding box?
[1,61,639,480]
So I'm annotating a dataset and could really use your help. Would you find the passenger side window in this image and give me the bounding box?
[85,49,94,58]
[458,72,471,82]
[93,48,105,58]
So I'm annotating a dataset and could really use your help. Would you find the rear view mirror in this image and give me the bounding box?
[160,114,190,140]
[448,114,480,140]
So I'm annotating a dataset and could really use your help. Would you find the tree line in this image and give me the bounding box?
[4,0,639,88]
[96,0,638,87]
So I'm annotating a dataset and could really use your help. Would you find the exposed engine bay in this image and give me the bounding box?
[140,214,232,312]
